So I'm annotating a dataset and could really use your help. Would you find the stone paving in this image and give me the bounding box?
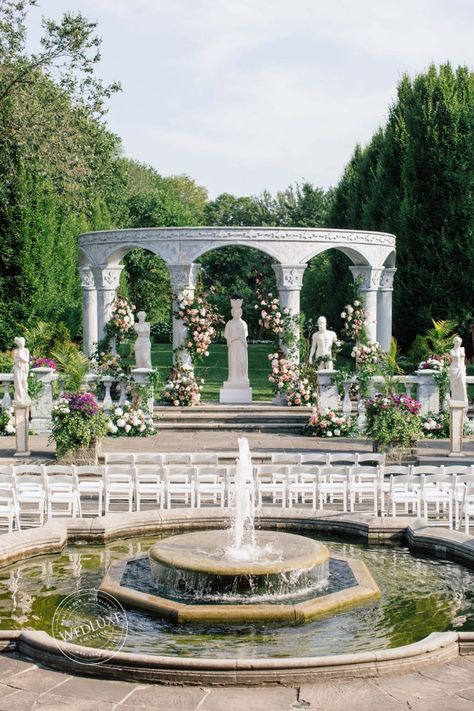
[0,652,474,710]
[1,431,472,461]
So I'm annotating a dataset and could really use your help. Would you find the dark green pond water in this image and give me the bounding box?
[1,534,473,658]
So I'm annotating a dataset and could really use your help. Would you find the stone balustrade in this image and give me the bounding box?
[0,368,472,433]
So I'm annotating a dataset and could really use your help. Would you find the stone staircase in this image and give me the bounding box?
[153,402,311,432]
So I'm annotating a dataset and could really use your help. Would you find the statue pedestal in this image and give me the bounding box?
[131,368,154,414]
[317,369,339,414]
[13,402,30,457]
[449,399,468,457]
[220,382,252,404]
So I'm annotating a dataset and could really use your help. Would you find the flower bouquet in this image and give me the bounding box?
[162,366,204,406]
[107,404,155,437]
[105,296,136,343]
[176,292,222,361]
[0,408,15,435]
[31,357,57,370]
[341,300,367,341]
[304,408,354,437]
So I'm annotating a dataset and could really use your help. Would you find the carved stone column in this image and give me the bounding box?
[272,264,307,364]
[168,263,201,368]
[377,268,396,351]
[79,267,98,356]
[93,266,123,344]
[349,266,384,343]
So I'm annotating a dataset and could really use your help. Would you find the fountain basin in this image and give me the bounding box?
[148,530,329,599]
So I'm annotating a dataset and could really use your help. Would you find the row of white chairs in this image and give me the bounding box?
[102,451,387,467]
[2,461,474,534]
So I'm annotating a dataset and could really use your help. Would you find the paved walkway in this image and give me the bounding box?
[0,653,474,710]
[0,432,471,461]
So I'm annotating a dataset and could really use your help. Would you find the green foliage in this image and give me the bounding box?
[51,406,109,458]
[22,320,70,358]
[329,63,474,348]
[0,351,13,372]
[51,342,90,392]
[366,395,422,448]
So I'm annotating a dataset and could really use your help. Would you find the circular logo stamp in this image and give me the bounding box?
[52,588,128,665]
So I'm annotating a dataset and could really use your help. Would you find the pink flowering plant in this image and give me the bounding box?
[176,291,223,362]
[105,296,136,342]
[366,394,422,449]
[162,365,204,406]
[421,411,449,439]
[267,353,318,407]
[50,392,109,457]
[341,300,367,341]
[0,407,15,436]
[107,403,155,437]
[305,408,355,437]
[352,340,383,366]
[256,293,297,349]
[31,357,57,370]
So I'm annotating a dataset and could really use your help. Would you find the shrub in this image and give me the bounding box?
[50,393,109,457]
[366,394,422,448]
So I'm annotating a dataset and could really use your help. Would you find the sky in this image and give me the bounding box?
[28,0,474,198]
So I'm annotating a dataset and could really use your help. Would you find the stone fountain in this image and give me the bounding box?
[100,438,379,624]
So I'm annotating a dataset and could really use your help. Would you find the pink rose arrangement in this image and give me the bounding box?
[176,292,223,361]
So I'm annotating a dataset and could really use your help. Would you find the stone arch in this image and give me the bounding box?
[78,227,396,360]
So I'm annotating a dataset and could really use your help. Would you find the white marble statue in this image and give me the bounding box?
[133,311,152,370]
[224,297,249,386]
[308,316,338,371]
[449,336,468,404]
[13,336,30,405]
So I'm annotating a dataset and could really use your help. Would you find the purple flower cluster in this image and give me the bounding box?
[367,393,421,416]
[64,392,100,416]
[32,357,57,370]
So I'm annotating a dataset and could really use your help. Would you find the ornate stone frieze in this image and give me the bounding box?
[272,264,307,289]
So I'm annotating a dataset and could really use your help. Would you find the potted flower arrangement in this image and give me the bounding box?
[421,411,449,439]
[0,407,15,435]
[305,408,354,437]
[50,392,109,464]
[107,404,155,437]
[162,365,204,406]
[365,394,422,463]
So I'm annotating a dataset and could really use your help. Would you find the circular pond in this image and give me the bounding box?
[0,533,473,658]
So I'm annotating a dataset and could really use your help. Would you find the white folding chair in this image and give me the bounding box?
[44,467,80,519]
[299,453,329,466]
[255,465,289,507]
[0,471,20,531]
[162,453,191,466]
[420,473,453,528]
[104,466,135,513]
[327,453,358,466]
[387,474,421,517]
[348,466,379,515]
[135,466,164,511]
[459,486,474,534]
[74,465,105,517]
[14,470,46,526]
[271,453,300,466]
[134,453,164,467]
[445,466,474,528]
[194,467,226,507]
[356,452,386,467]
[317,466,348,512]
[164,466,195,508]
[190,453,219,466]
[379,465,412,515]
[104,453,134,465]
[287,466,318,509]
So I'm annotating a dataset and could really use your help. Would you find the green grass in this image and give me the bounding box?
[126,343,276,402]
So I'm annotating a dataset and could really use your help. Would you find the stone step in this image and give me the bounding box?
[155,421,305,432]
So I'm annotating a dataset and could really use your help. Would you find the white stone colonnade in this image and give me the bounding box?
[78,227,396,363]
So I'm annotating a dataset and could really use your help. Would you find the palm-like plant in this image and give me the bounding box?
[378,338,404,396]
[52,342,91,392]
[425,320,458,356]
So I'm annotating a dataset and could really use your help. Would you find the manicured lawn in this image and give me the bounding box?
[128,343,277,402]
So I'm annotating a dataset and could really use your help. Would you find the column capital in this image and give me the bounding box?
[78,267,96,290]
[272,264,307,290]
[379,267,397,291]
[168,263,201,292]
[349,265,384,291]
[92,265,123,290]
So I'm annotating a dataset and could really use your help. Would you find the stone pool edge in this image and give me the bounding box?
[0,508,472,685]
